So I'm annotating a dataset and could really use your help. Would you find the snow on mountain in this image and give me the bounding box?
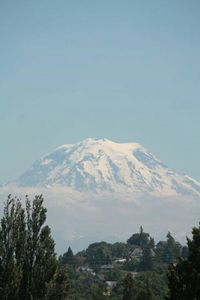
[15,138,200,197]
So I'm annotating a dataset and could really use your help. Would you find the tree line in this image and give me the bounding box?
[0,194,200,299]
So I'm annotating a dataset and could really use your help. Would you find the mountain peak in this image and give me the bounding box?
[15,138,200,197]
[77,138,143,151]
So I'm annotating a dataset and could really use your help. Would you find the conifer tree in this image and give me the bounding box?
[60,246,75,266]
[165,232,180,264]
[139,244,154,271]
[167,223,200,300]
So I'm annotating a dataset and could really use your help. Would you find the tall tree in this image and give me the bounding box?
[0,194,69,300]
[0,195,26,300]
[167,223,200,300]
[139,244,154,271]
[164,233,181,264]
[23,195,57,300]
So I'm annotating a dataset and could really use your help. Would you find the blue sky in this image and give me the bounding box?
[0,0,200,183]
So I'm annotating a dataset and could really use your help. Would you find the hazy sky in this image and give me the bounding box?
[0,0,200,183]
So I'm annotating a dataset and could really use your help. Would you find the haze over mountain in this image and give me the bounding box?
[15,138,200,198]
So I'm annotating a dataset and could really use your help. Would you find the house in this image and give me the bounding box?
[103,281,117,296]
[76,266,96,276]
[130,247,143,261]
[114,258,127,264]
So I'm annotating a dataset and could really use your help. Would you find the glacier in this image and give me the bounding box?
[15,138,200,198]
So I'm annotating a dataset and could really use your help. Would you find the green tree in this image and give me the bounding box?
[68,271,105,300]
[0,194,69,300]
[24,195,57,300]
[164,233,181,264]
[156,233,182,266]
[167,223,200,300]
[137,269,168,300]
[60,246,75,267]
[46,265,70,300]
[139,245,154,271]
[86,242,112,270]
[127,227,154,250]
[122,273,137,300]
[0,195,26,300]
[136,287,155,300]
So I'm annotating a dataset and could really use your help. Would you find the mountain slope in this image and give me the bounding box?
[15,138,200,197]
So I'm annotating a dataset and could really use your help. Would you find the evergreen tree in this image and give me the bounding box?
[136,277,155,300]
[60,246,75,266]
[167,223,200,300]
[139,236,155,271]
[139,245,154,271]
[164,233,180,264]
[122,273,137,300]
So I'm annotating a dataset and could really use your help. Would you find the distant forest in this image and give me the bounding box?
[0,194,199,300]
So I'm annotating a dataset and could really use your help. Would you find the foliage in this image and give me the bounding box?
[85,242,112,270]
[122,273,137,300]
[167,224,200,300]
[155,233,182,266]
[60,246,76,267]
[137,269,168,300]
[103,269,123,281]
[0,196,26,299]
[67,271,105,300]
[139,244,154,271]
[0,194,69,300]
[46,265,70,300]
[111,242,129,259]
[124,259,139,271]
[127,226,154,249]
[1,195,196,300]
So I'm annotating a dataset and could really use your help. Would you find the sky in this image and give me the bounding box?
[0,0,200,184]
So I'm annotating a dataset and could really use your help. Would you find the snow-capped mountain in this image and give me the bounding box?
[15,138,200,197]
